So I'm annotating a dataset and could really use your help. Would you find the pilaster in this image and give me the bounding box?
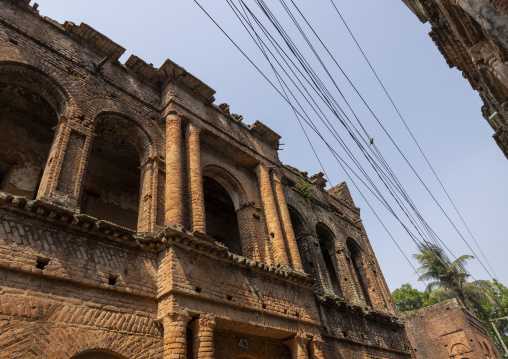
[307,335,325,359]
[138,156,165,233]
[186,122,206,235]
[190,316,216,359]
[284,336,310,359]
[163,312,192,359]
[38,117,91,211]
[254,163,289,267]
[165,113,184,228]
[272,169,304,271]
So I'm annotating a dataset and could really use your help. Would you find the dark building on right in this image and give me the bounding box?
[402,0,508,159]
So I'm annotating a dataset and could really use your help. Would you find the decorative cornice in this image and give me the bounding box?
[0,191,159,251]
[160,227,315,289]
[0,192,315,289]
[316,294,404,327]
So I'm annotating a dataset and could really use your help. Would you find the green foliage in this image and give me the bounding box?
[413,242,498,315]
[475,279,508,358]
[392,283,437,312]
[294,171,315,204]
[391,242,507,357]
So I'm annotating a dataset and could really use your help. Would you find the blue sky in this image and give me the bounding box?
[32,0,508,291]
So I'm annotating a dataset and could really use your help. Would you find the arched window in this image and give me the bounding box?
[346,238,372,307]
[288,206,312,274]
[81,115,150,231]
[203,176,242,255]
[316,223,342,297]
[0,81,58,199]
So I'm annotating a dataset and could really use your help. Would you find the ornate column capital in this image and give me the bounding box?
[254,162,269,177]
[270,167,283,181]
[307,335,325,359]
[164,311,192,325]
[189,315,216,330]
[284,335,310,359]
[186,121,202,134]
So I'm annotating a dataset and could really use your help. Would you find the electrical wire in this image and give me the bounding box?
[328,0,498,279]
[193,0,427,278]
[192,0,493,285]
[281,0,495,280]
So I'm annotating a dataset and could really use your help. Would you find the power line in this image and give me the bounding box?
[328,0,498,280]
[236,0,332,186]
[279,0,495,281]
[193,0,423,277]
[193,0,491,285]
[248,0,484,278]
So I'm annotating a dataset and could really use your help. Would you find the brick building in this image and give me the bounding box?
[0,0,417,358]
[404,299,501,359]
[401,0,508,159]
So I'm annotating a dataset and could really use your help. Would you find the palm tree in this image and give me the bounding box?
[414,241,498,315]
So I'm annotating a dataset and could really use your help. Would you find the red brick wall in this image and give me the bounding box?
[405,299,500,359]
[0,1,414,358]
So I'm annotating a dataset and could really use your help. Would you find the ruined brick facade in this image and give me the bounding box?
[402,0,508,159]
[0,0,415,358]
[404,299,501,359]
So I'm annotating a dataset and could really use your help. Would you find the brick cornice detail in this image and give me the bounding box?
[0,192,315,290]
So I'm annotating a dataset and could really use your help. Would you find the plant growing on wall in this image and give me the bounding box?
[294,171,315,205]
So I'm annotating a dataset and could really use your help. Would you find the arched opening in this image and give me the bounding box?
[316,223,342,297]
[288,207,313,275]
[81,116,149,231]
[482,342,492,358]
[203,175,242,255]
[288,206,306,238]
[71,350,126,359]
[346,238,372,307]
[0,82,58,198]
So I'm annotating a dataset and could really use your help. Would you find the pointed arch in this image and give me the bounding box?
[316,222,342,297]
[287,205,309,238]
[346,238,373,307]
[287,206,314,276]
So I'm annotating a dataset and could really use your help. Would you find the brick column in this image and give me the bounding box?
[163,312,191,359]
[138,158,155,233]
[284,336,310,359]
[190,316,216,359]
[165,113,184,227]
[254,163,289,267]
[38,118,91,210]
[272,170,304,271]
[307,336,325,359]
[186,122,206,235]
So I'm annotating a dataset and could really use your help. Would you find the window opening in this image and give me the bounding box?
[81,118,141,230]
[0,83,57,199]
[203,176,242,255]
